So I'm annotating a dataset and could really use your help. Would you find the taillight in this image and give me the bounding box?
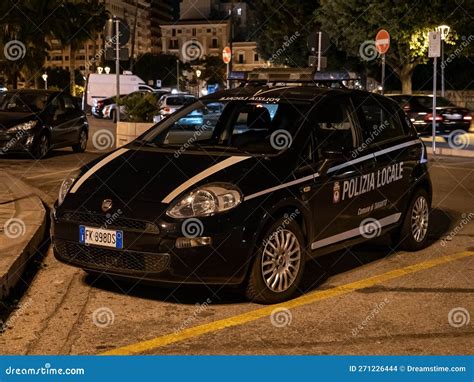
[97,101,104,107]
[424,113,443,122]
[163,107,171,113]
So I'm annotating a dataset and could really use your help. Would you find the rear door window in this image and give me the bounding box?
[356,95,407,145]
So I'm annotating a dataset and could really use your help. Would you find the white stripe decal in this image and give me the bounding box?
[244,173,317,201]
[311,213,401,250]
[161,156,251,204]
[70,148,129,193]
[244,139,422,201]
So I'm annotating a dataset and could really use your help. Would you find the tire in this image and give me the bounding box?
[245,218,306,304]
[393,188,430,251]
[110,109,116,123]
[33,133,50,159]
[72,129,87,153]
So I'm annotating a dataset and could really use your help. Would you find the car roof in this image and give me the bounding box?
[2,89,65,96]
[201,85,375,103]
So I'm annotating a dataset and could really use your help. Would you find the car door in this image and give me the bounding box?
[353,93,417,226]
[62,94,85,144]
[46,93,69,147]
[308,95,378,251]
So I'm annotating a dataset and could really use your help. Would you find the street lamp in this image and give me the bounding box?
[104,66,111,74]
[196,69,202,98]
[97,66,104,74]
[42,73,48,90]
[437,24,450,97]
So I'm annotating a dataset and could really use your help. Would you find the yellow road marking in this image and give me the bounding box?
[102,251,473,355]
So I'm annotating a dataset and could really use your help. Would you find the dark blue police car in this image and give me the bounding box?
[52,70,432,303]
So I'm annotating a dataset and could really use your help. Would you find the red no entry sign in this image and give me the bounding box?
[222,46,232,64]
[375,29,390,54]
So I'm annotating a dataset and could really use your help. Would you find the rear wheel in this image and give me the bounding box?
[246,218,305,304]
[33,133,50,159]
[110,109,116,123]
[393,188,430,251]
[72,129,87,153]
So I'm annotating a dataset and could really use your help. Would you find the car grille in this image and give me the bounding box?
[60,211,159,233]
[55,240,170,274]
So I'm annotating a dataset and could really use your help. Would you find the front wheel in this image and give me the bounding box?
[245,218,305,304]
[394,188,430,251]
[33,133,50,159]
[72,129,87,153]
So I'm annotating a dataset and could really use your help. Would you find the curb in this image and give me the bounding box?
[0,172,47,301]
[426,146,474,158]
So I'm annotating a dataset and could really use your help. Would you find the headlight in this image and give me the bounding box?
[166,183,242,218]
[7,120,37,133]
[58,171,80,206]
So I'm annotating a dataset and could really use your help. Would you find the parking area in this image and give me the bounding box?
[0,129,472,354]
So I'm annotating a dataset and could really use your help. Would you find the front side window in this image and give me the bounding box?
[139,100,310,154]
[0,93,48,113]
[309,97,357,153]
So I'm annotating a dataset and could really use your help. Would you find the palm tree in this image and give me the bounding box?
[60,0,109,95]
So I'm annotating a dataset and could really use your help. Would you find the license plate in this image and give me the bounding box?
[79,225,123,249]
[445,113,462,120]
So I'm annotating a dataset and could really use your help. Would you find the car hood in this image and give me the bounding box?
[0,112,38,129]
[63,147,294,216]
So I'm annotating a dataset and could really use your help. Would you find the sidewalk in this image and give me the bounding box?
[0,171,46,301]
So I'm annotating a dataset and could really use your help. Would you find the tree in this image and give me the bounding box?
[248,0,316,67]
[315,0,471,93]
[198,56,226,86]
[134,53,184,87]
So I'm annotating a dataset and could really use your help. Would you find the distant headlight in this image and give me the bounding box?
[58,170,81,206]
[166,183,242,218]
[7,120,37,133]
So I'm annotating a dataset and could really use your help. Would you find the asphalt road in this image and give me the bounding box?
[0,117,473,355]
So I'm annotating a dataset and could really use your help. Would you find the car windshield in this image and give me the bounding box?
[137,99,309,154]
[0,92,48,112]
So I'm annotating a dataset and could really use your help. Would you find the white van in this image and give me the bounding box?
[86,74,154,107]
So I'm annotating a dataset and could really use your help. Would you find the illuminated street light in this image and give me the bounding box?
[97,66,104,74]
[42,73,48,90]
[104,66,111,74]
[437,25,450,97]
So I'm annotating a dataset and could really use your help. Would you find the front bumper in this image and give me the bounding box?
[51,206,255,285]
[0,130,36,154]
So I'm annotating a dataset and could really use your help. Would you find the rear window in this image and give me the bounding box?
[166,96,196,106]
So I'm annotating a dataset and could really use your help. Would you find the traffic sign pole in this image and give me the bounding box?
[381,54,386,95]
[115,18,120,125]
[428,31,441,155]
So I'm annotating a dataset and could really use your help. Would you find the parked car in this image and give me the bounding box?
[153,94,197,122]
[0,90,88,158]
[389,94,472,136]
[92,95,123,118]
[53,78,432,303]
